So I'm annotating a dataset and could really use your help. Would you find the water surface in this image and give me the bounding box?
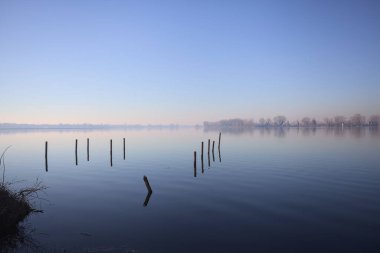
[1,127,380,252]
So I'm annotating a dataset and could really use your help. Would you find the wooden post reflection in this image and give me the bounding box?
[218,146,221,163]
[201,142,204,174]
[87,138,89,161]
[208,153,210,167]
[143,191,152,207]
[45,141,48,172]
[218,132,222,163]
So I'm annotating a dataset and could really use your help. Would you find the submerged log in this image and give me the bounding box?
[143,176,153,193]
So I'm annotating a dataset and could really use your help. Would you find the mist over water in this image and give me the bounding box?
[1,127,380,252]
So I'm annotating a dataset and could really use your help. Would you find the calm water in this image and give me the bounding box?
[1,127,380,253]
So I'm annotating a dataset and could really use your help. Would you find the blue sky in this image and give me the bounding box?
[1,0,379,124]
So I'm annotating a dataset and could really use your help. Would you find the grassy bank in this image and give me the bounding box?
[0,185,33,235]
[1,147,46,252]
[0,181,46,253]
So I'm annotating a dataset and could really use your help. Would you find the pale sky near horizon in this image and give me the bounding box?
[1,0,379,125]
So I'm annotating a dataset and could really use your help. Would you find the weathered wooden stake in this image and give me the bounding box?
[212,141,215,162]
[110,139,113,167]
[218,132,221,150]
[75,139,78,166]
[208,139,210,154]
[45,141,48,172]
[201,142,204,159]
[194,151,197,177]
[123,138,126,160]
[143,175,153,193]
[87,138,89,161]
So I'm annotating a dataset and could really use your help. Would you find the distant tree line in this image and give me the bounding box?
[204,114,380,129]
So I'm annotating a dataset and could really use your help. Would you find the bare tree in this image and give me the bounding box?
[273,115,287,127]
[369,115,380,126]
[311,118,317,127]
[334,116,346,126]
[350,114,366,126]
[259,118,266,126]
[324,118,334,127]
[301,117,311,126]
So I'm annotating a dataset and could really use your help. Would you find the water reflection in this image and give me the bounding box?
[218,146,221,163]
[369,126,380,137]
[0,222,41,253]
[204,126,380,138]
[143,192,152,207]
[201,155,204,173]
[1,127,379,253]
[274,127,287,138]
[0,224,41,253]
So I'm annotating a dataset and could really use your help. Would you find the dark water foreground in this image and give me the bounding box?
[0,127,380,252]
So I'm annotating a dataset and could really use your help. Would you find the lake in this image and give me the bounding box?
[1,127,380,252]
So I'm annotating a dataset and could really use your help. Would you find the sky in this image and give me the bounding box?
[0,0,379,125]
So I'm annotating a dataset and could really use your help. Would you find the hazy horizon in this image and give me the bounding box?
[1,0,379,124]
[0,112,378,127]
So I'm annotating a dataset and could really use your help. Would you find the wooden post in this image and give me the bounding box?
[87,138,89,161]
[123,138,126,160]
[194,151,197,177]
[212,140,215,162]
[201,142,204,159]
[75,139,78,166]
[110,139,113,167]
[143,175,153,193]
[45,141,48,172]
[208,139,210,154]
[218,132,221,150]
